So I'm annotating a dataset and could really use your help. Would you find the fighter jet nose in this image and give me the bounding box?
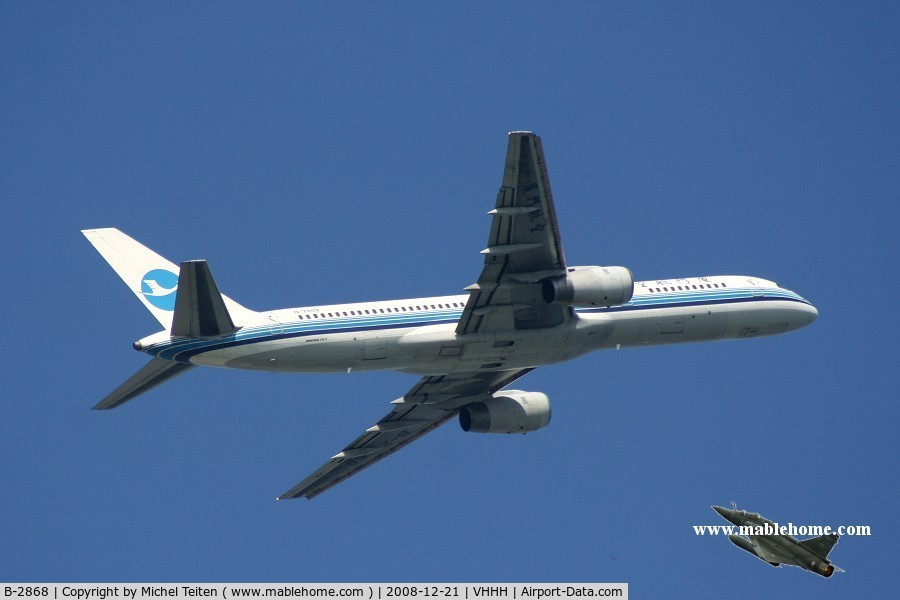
[712,505,741,524]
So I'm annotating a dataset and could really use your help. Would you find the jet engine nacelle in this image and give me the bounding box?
[459,390,551,434]
[542,266,634,307]
[812,561,835,578]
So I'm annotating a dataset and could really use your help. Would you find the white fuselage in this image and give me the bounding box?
[138,275,817,376]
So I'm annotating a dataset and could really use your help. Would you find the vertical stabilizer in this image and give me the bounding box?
[82,228,255,331]
[82,228,180,329]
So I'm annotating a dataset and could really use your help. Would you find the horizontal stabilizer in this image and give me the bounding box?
[800,533,839,559]
[93,357,193,410]
[171,260,238,338]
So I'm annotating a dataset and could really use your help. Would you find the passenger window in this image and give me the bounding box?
[721,283,727,288]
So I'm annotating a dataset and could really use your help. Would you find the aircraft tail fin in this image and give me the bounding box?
[82,228,255,331]
[93,357,194,410]
[800,533,840,559]
[82,228,181,330]
[171,260,239,338]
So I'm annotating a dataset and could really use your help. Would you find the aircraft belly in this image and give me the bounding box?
[194,333,411,373]
[587,299,810,348]
[395,324,572,374]
[722,300,815,338]
[629,307,729,345]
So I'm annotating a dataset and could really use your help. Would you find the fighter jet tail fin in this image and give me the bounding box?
[800,533,840,558]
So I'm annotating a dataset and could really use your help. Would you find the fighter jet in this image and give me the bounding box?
[712,505,845,577]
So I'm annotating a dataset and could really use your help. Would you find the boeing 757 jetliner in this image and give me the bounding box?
[83,132,817,499]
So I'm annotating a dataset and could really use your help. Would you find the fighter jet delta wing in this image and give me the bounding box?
[800,534,840,559]
[278,368,534,499]
[456,132,571,334]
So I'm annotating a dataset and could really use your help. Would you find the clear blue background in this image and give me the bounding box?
[2,3,897,598]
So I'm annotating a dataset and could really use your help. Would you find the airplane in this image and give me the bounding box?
[82,131,818,500]
[712,505,844,577]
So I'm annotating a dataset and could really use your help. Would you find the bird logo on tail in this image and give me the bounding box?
[140,269,178,310]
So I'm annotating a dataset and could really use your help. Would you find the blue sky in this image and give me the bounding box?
[2,2,897,597]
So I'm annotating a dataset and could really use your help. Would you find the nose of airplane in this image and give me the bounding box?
[790,302,818,330]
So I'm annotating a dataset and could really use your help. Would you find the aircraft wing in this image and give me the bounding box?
[456,131,571,335]
[278,368,534,500]
[747,536,790,564]
[799,533,840,559]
